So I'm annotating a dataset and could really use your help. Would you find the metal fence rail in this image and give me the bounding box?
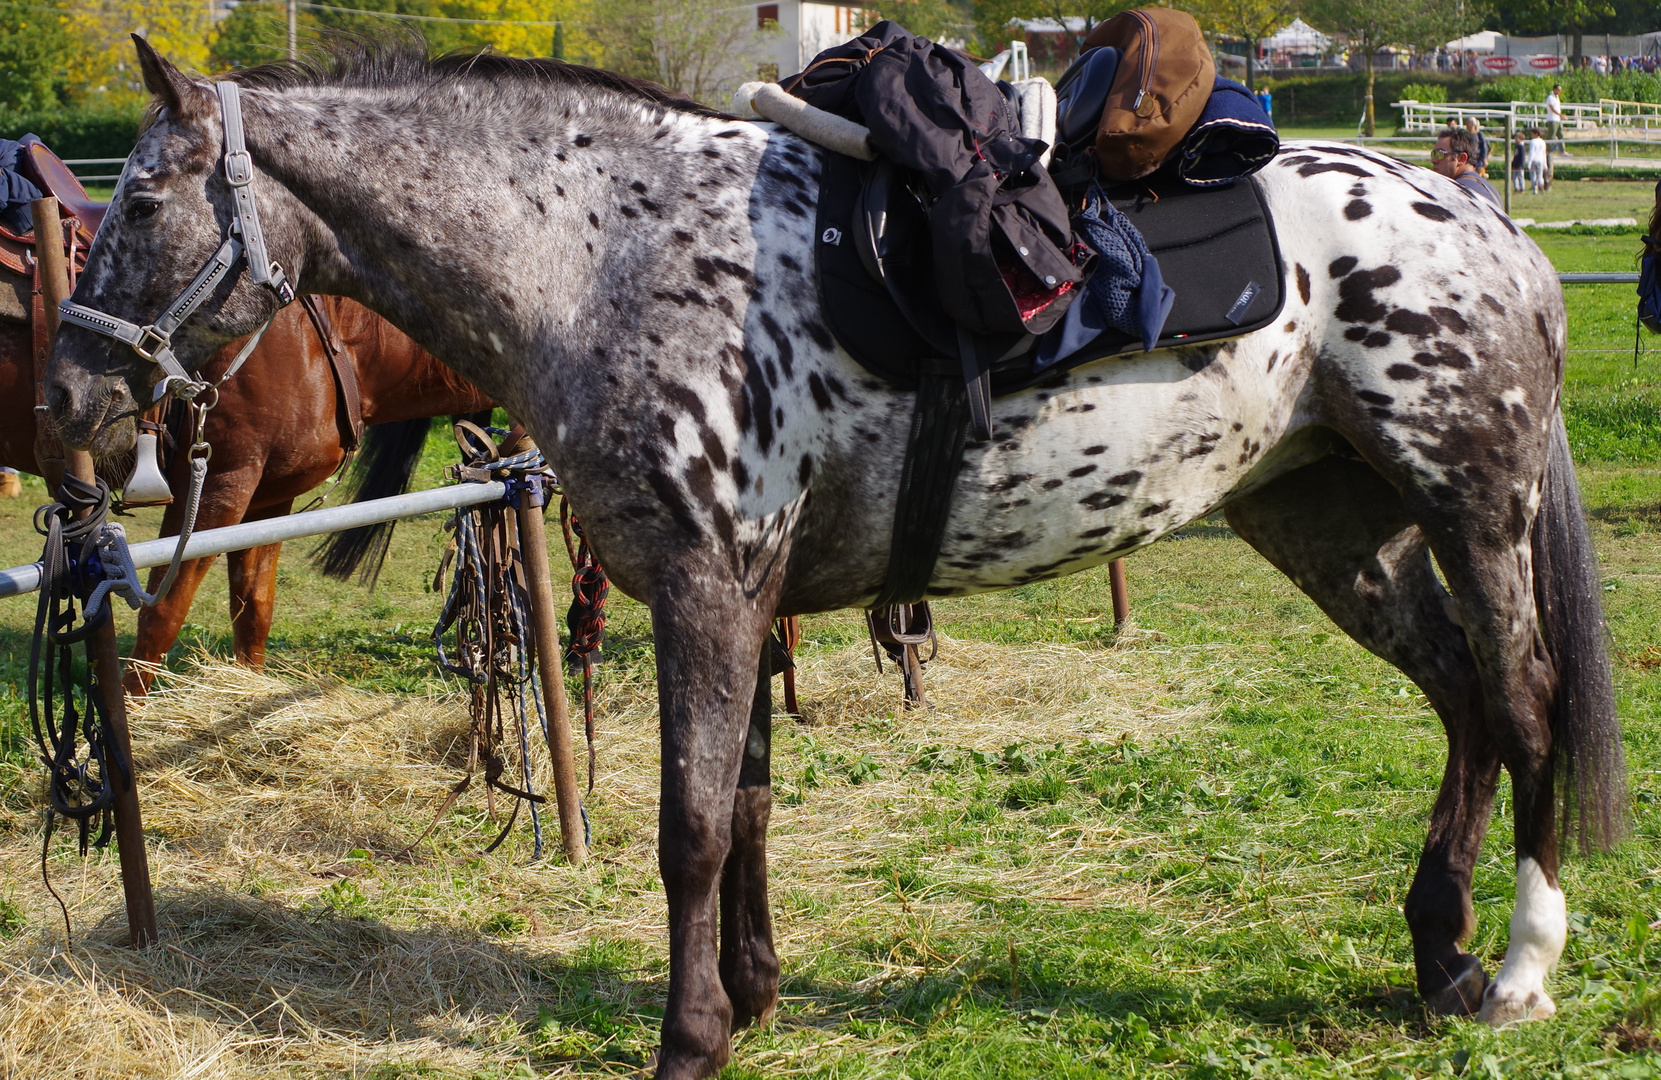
[0,478,505,600]
[1560,272,1640,283]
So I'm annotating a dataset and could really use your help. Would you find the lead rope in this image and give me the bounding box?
[559,498,608,794]
[403,423,568,860]
[29,474,130,947]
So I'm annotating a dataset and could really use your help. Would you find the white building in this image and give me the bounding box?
[752,1,865,78]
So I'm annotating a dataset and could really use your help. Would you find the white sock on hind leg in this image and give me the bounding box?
[1479,856,1566,1025]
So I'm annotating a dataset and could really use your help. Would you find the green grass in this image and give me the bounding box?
[0,236,1658,1077]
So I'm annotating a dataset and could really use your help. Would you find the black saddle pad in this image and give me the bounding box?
[814,153,1285,396]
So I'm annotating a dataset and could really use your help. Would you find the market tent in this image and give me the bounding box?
[1446,30,1500,53]
[1260,18,1331,53]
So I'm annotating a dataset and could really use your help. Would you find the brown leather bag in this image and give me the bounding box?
[1083,8,1215,181]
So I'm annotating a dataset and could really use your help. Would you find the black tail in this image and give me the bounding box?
[1532,412,1628,853]
[311,417,436,586]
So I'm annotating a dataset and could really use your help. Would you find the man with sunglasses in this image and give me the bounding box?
[1432,128,1500,208]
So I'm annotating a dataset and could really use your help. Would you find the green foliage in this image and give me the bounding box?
[0,896,22,939]
[1260,72,1477,127]
[1480,71,1661,105]
[209,3,319,70]
[1399,81,1447,104]
[857,0,976,46]
[972,0,1118,62]
[0,0,75,112]
[0,103,144,159]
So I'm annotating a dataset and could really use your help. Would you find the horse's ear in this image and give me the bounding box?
[132,34,205,118]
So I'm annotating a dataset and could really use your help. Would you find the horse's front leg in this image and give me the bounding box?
[653,572,775,1080]
[721,644,779,1029]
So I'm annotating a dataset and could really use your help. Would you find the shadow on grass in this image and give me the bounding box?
[13,886,666,1069]
[9,882,1430,1074]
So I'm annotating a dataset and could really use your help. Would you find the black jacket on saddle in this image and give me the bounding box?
[784,22,1088,340]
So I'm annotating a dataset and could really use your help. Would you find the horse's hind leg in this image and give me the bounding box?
[227,501,293,670]
[719,644,780,1030]
[1224,455,1502,1014]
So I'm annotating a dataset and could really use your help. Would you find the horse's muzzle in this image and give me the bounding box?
[45,353,138,455]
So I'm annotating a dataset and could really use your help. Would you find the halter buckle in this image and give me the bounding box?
[130,326,171,363]
[225,148,254,187]
[269,268,295,305]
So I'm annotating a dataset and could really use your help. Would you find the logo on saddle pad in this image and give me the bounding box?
[1225,281,1260,326]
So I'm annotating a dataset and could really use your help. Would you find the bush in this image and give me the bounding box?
[1478,72,1661,104]
[1400,82,1448,103]
[0,104,144,160]
[1258,72,1479,127]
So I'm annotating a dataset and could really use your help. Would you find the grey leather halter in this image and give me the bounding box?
[58,80,294,401]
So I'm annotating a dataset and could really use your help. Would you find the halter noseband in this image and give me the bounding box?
[58,80,295,401]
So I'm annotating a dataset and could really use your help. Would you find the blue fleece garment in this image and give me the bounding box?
[1176,77,1279,188]
[1035,184,1175,367]
[0,137,45,234]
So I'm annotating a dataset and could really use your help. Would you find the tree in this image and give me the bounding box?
[1490,0,1615,69]
[67,0,215,104]
[973,0,1123,67]
[591,0,780,105]
[857,0,975,46]
[1305,0,1475,136]
[0,0,75,111]
[1190,0,1296,90]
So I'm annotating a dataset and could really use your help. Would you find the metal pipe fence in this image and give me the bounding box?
[0,478,505,599]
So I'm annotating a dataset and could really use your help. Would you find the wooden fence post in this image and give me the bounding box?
[1109,558,1129,629]
[32,196,159,949]
[513,473,587,865]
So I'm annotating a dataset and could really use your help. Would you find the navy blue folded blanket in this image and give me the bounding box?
[1175,77,1278,189]
[0,137,45,235]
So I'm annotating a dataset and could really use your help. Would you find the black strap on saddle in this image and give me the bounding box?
[871,362,971,607]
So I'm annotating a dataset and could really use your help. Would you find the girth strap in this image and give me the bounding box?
[871,366,972,609]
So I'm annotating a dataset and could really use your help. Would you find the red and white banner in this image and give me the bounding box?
[1478,53,1561,74]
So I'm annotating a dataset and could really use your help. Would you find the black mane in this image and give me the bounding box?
[229,32,725,118]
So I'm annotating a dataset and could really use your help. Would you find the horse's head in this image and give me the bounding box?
[48,37,309,454]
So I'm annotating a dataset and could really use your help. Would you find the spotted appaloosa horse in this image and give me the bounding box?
[47,38,1626,1078]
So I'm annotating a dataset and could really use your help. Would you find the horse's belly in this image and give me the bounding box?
[789,340,1310,608]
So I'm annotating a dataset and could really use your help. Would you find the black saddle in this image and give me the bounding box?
[816,152,1284,397]
[814,151,1284,610]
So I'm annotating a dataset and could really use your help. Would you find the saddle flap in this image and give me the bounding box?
[18,136,107,239]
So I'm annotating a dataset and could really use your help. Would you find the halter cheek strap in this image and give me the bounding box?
[57,80,294,401]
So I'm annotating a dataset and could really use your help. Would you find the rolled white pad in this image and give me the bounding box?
[732,81,876,161]
[1013,77,1057,167]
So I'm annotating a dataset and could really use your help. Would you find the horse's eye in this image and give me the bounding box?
[125,198,162,222]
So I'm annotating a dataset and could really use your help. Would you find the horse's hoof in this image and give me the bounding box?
[1423,954,1489,1016]
[1477,986,1557,1027]
[650,1048,729,1080]
[729,990,778,1032]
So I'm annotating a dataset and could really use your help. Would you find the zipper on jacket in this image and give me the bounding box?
[1129,10,1160,118]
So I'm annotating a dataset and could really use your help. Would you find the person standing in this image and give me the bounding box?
[1510,131,1527,192]
[1433,128,1500,206]
[1545,83,1565,153]
[1464,117,1489,175]
[1527,128,1548,194]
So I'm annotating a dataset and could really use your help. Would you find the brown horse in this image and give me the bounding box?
[1,295,491,691]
